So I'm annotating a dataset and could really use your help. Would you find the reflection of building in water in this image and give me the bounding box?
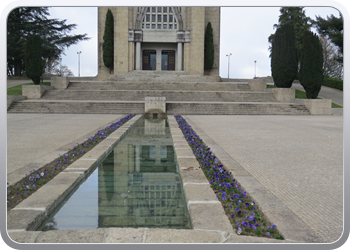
[98,117,190,228]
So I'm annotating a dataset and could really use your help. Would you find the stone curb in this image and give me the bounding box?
[182,115,323,243]
[8,227,291,243]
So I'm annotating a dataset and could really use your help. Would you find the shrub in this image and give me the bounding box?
[299,30,324,99]
[204,22,214,70]
[103,9,114,73]
[25,35,44,85]
[271,24,298,88]
[323,77,343,91]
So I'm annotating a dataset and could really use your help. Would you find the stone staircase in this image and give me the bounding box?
[7,73,311,115]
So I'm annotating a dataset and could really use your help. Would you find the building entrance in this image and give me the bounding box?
[142,50,156,70]
[161,50,175,71]
[142,49,175,71]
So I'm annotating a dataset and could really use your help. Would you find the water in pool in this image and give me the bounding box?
[37,116,191,231]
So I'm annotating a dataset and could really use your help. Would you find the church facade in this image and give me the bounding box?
[97,7,220,80]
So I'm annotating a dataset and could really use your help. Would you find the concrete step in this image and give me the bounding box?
[67,81,251,91]
[41,89,277,102]
[8,100,310,115]
[7,101,144,114]
[109,71,218,83]
[166,102,311,115]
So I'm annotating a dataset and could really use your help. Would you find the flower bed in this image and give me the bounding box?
[7,114,135,211]
[174,115,284,240]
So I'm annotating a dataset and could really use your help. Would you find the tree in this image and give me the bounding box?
[270,24,298,88]
[7,7,90,76]
[268,7,311,58]
[312,13,343,62]
[299,31,324,99]
[25,35,44,85]
[103,9,114,73]
[319,36,343,79]
[45,58,74,76]
[204,22,214,70]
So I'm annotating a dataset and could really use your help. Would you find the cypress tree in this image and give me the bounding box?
[25,35,44,85]
[271,24,298,88]
[103,9,114,73]
[299,31,324,99]
[204,22,214,70]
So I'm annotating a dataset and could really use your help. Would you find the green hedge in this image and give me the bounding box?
[323,77,343,91]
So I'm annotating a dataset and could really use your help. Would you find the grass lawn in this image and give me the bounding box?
[7,82,50,96]
[266,85,343,108]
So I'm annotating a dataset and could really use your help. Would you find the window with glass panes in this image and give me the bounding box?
[139,7,180,30]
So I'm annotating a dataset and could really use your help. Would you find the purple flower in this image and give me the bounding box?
[237,227,242,235]
[267,232,270,236]
[249,215,254,221]
[272,224,277,229]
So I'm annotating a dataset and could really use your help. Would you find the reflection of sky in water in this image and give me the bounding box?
[37,116,191,231]
[38,170,100,230]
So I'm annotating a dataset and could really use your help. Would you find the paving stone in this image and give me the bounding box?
[179,168,208,184]
[7,231,41,243]
[104,228,144,243]
[177,157,200,169]
[145,228,222,243]
[189,203,234,233]
[79,148,107,160]
[7,209,46,231]
[35,228,108,243]
[183,183,218,202]
[225,233,288,243]
[175,148,196,157]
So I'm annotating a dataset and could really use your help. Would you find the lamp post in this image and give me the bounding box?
[226,53,232,78]
[254,60,257,78]
[77,51,82,77]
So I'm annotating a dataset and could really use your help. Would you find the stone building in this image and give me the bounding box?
[97,7,220,80]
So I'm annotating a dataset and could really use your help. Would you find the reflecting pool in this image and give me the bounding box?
[37,116,191,231]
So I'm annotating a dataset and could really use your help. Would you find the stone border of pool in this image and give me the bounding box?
[7,115,285,244]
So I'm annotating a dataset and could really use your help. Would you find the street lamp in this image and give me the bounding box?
[226,53,232,78]
[77,51,82,77]
[254,60,257,78]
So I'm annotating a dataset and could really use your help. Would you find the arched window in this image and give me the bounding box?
[137,7,182,30]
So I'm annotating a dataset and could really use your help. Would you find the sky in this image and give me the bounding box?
[3,2,346,79]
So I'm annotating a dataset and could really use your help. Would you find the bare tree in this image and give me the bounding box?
[320,36,343,79]
[45,57,74,76]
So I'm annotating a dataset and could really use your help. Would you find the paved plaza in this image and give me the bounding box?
[7,114,123,185]
[6,112,343,243]
[5,78,345,244]
[185,115,343,243]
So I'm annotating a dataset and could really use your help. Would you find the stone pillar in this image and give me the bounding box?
[177,42,183,71]
[145,97,166,114]
[135,42,141,70]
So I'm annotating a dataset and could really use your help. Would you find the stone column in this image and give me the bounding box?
[135,42,141,70]
[177,42,183,71]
